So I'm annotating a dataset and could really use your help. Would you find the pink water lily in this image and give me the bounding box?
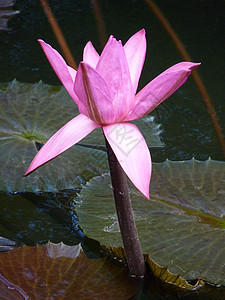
[25,29,200,199]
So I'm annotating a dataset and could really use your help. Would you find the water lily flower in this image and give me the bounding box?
[25,29,200,199]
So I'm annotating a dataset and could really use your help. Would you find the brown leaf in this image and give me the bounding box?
[0,242,138,299]
[0,273,28,299]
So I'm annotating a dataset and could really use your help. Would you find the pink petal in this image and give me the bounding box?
[96,36,135,121]
[67,65,76,81]
[74,62,114,125]
[125,62,201,121]
[103,123,151,199]
[124,29,146,93]
[25,114,100,176]
[83,41,100,68]
[38,39,80,106]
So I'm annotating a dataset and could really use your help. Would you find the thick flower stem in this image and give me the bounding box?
[104,136,146,277]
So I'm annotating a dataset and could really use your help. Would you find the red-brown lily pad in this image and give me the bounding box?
[0,241,210,299]
[0,242,139,299]
[1,242,225,299]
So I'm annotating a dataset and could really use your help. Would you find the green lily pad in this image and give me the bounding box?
[0,80,163,192]
[76,158,225,284]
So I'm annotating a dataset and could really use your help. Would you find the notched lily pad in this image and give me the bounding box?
[102,244,204,290]
[1,242,225,298]
[77,158,225,284]
[0,80,163,192]
[0,242,139,299]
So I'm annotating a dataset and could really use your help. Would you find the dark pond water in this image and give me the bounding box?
[0,0,225,298]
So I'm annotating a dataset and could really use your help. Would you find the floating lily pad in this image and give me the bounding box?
[102,244,204,290]
[77,158,225,284]
[1,242,225,298]
[3,242,223,299]
[0,80,163,193]
[0,242,139,299]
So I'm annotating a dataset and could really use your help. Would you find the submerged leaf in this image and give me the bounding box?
[77,158,225,284]
[0,80,163,192]
[0,192,82,246]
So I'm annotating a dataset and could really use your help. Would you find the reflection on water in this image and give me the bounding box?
[0,191,82,246]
